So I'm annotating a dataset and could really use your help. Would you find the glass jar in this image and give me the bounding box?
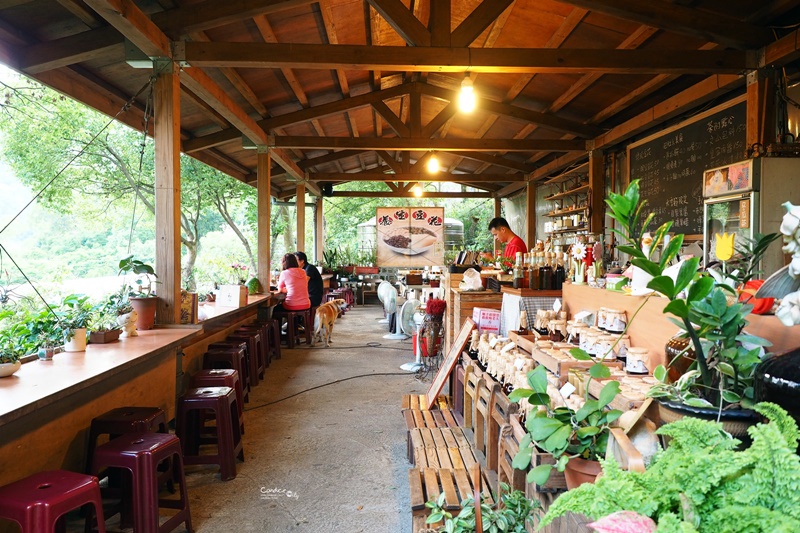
[596,335,618,361]
[626,347,650,374]
[596,307,609,330]
[664,334,696,383]
[606,309,627,333]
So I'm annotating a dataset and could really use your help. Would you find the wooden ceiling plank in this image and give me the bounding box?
[54,0,104,28]
[21,25,122,74]
[451,0,514,48]
[154,0,315,36]
[428,0,450,47]
[376,150,403,173]
[374,109,383,136]
[179,42,752,74]
[332,190,491,198]
[297,149,366,169]
[553,0,770,49]
[318,0,350,96]
[271,137,586,151]
[421,101,458,138]
[365,0,431,47]
[409,89,422,137]
[371,99,411,137]
[181,85,231,129]
[82,0,171,57]
[307,172,522,182]
[252,15,310,107]
[419,82,601,137]
[451,151,534,173]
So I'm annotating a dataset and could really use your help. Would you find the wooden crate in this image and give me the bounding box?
[443,272,464,355]
[402,394,451,410]
[409,427,485,470]
[409,467,497,530]
[588,378,647,411]
[452,289,503,347]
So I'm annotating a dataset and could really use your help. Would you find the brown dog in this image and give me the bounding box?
[312,299,346,347]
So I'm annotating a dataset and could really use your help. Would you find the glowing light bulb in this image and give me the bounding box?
[426,154,439,173]
[412,185,423,197]
[459,76,476,113]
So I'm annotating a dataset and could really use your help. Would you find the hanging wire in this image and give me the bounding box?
[127,74,157,253]
[0,245,62,323]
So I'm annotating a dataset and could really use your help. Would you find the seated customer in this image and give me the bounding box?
[274,253,311,313]
[294,251,323,307]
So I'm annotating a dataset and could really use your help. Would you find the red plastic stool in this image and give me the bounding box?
[85,407,167,474]
[0,470,106,533]
[90,432,192,533]
[237,322,272,367]
[176,387,244,481]
[227,329,265,386]
[190,369,245,436]
[204,343,249,402]
[274,308,313,348]
[260,318,282,362]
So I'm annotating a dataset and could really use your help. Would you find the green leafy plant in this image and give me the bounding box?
[708,232,781,288]
[509,364,622,485]
[0,307,34,363]
[424,482,540,533]
[607,180,770,409]
[118,255,158,297]
[55,294,93,342]
[537,402,800,533]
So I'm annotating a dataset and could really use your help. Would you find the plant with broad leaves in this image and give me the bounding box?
[424,482,539,533]
[118,255,158,297]
[509,360,622,486]
[607,180,770,409]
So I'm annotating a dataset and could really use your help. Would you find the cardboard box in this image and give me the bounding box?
[472,307,501,334]
[217,284,248,308]
[180,290,199,324]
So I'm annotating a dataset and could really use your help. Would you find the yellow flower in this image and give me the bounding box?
[715,232,735,261]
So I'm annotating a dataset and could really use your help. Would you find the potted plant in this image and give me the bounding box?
[87,299,122,344]
[0,308,28,376]
[510,364,623,489]
[29,309,61,360]
[606,181,772,430]
[118,255,158,330]
[55,294,92,352]
[536,402,800,532]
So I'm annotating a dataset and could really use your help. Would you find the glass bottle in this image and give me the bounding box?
[529,253,539,290]
[554,253,566,290]
[539,253,553,290]
[513,252,524,289]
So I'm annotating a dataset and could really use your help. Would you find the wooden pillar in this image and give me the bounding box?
[314,197,324,264]
[526,180,536,246]
[296,183,306,252]
[747,69,777,148]
[154,63,181,325]
[257,150,271,290]
[589,150,605,234]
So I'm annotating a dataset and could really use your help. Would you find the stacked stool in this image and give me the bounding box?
[191,369,245,436]
[273,307,313,348]
[176,387,244,481]
[90,432,193,533]
[227,326,266,384]
[204,341,250,402]
[0,470,106,532]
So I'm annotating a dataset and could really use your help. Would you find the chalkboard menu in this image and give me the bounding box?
[628,98,746,235]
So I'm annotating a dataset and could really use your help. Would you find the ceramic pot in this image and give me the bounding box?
[37,347,55,361]
[89,329,122,344]
[657,399,760,439]
[0,360,21,377]
[755,349,800,428]
[563,456,602,490]
[130,297,157,330]
[64,328,87,352]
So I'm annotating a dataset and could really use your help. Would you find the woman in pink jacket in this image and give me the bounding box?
[275,253,311,312]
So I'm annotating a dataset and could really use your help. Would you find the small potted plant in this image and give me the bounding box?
[87,299,122,344]
[29,309,61,360]
[0,308,27,376]
[56,294,93,352]
[118,255,158,330]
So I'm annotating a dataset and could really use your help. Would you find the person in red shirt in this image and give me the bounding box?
[488,217,528,258]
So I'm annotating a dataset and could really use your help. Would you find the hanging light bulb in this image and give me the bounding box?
[412,184,423,197]
[459,74,476,113]
[426,153,439,173]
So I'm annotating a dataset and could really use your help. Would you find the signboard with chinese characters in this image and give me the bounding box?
[376,207,445,267]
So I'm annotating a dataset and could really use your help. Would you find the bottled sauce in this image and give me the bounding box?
[554,254,566,290]
[539,253,553,290]
[529,253,540,290]
[513,252,524,289]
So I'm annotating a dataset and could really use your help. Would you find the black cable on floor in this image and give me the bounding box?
[244,372,413,411]
[306,341,413,351]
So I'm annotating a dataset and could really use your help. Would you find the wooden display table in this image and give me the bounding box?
[451,288,503,348]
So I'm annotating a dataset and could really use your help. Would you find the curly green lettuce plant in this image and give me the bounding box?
[607,180,771,409]
[424,482,539,533]
[538,402,800,533]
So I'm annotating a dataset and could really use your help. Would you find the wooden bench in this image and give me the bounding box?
[410,467,496,531]
[408,427,487,470]
[402,394,457,462]
[487,385,519,473]
[473,379,498,458]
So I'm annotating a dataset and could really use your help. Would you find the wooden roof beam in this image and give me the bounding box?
[450,151,534,173]
[153,0,315,36]
[371,100,410,137]
[270,136,586,152]
[307,172,523,182]
[365,0,430,47]
[179,42,753,74]
[375,150,403,174]
[553,0,771,49]
[332,190,492,198]
[421,101,458,139]
[20,26,122,74]
[418,82,602,138]
[269,147,322,197]
[451,0,515,48]
[82,0,171,58]
[297,149,366,170]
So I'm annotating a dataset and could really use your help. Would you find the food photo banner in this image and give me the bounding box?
[376,207,445,267]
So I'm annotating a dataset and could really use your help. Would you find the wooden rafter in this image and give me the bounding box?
[366,0,431,46]
[269,136,586,152]
[307,172,523,182]
[451,0,515,48]
[20,25,121,74]
[332,190,492,198]
[297,150,366,170]
[554,0,771,49]
[179,42,752,74]
[154,0,315,36]
[371,100,410,137]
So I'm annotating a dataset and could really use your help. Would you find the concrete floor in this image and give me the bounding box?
[141,302,426,533]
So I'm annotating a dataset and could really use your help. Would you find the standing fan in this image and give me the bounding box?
[377,281,395,324]
[384,297,417,340]
[398,299,423,371]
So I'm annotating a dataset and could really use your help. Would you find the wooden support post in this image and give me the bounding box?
[746,69,777,148]
[589,150,605,234]
[154,63,181,325]
[314,196,324,264]
[257,150,271,290]
[296,183,306,252]
[526,180,536,246]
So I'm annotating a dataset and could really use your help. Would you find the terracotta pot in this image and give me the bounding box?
[563,456,602,490]
[657,399,760,439]
[130,297,158,330]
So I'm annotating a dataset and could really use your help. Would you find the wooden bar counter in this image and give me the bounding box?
[0,293,280,490]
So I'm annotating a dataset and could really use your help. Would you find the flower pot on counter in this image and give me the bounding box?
[563,456,602,490]
[0,360,21,377]
[130,297,157,330]
[89,328,122,344]
[64,328,87,352]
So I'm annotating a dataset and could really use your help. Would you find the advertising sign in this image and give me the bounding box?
[376,207,445,267]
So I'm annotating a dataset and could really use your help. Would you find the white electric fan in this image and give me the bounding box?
[398,299,423,371]
[383,292,411,340]
[376,281,395,324]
